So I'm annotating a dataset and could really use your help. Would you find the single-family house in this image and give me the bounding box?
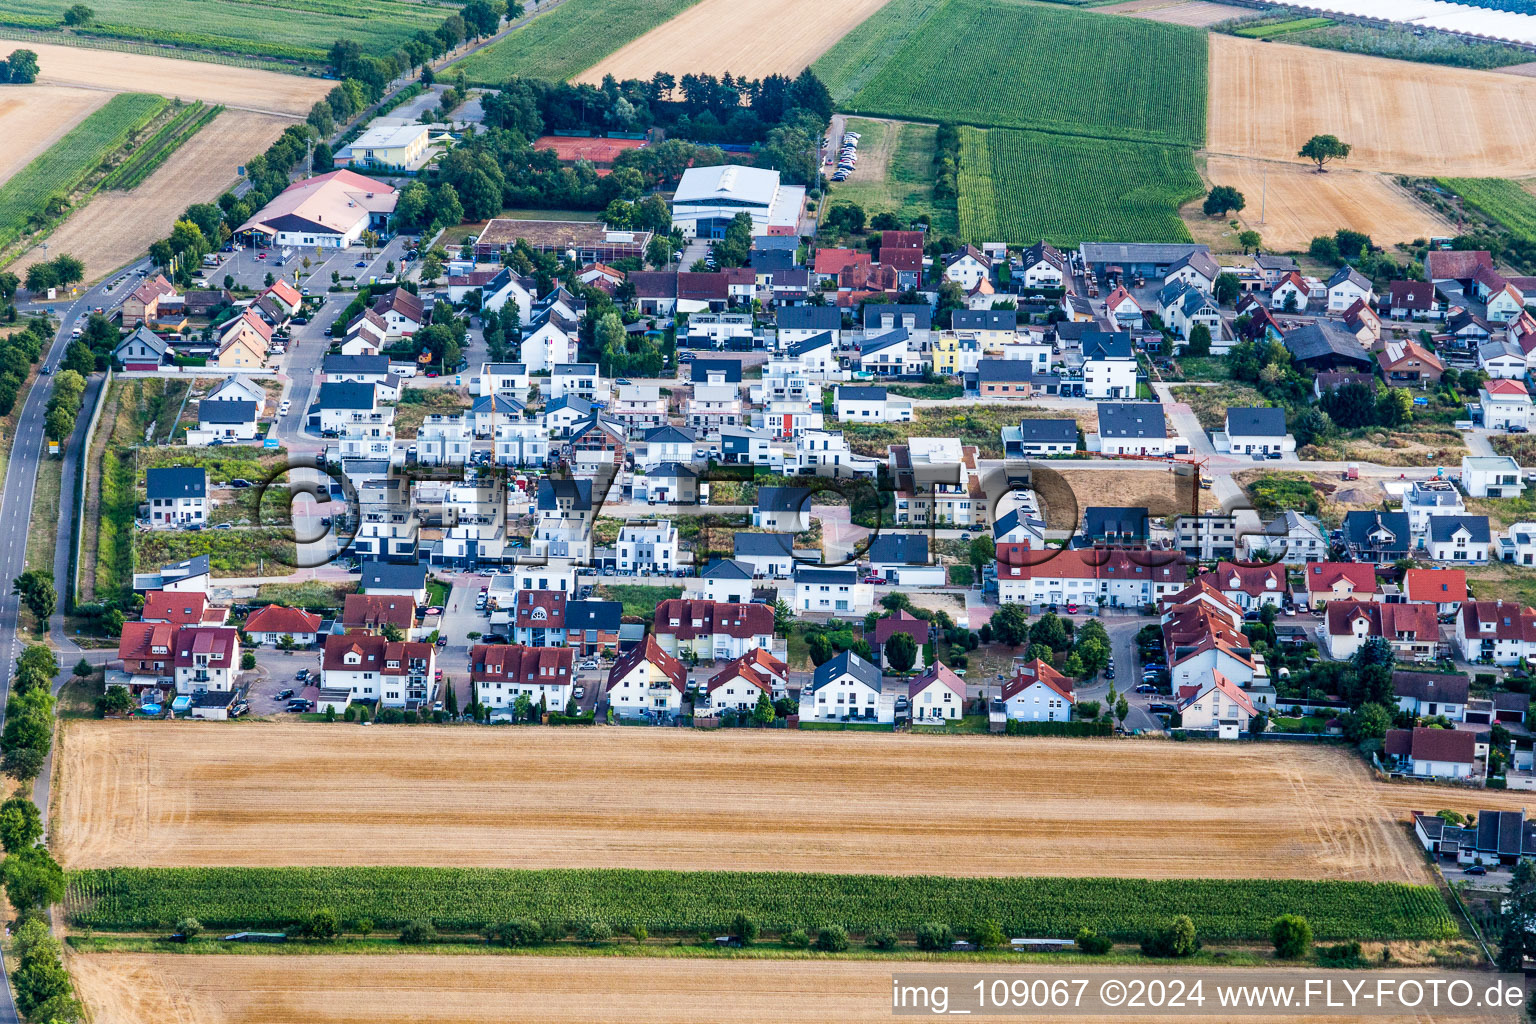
[1393,671,1469,721]
[1457,599,1536,665]
[800,649,889,723]
[242,604,321,646]
[907,662,966,722]
[1385,727,1478,779]
[1327,266,1375,312]
[145,467,207,528]
[999,659,1075,722]
[1178,671,1256,739]
[1426,514,1492,563]
[606,635,685,718]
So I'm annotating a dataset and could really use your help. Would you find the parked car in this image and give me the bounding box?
[573,687,585,699]
[276,688,295,701]
[1465,864,1488,875]
[1135,683,1158,694]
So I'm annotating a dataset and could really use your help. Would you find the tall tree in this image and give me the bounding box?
[1298,134,1350,172]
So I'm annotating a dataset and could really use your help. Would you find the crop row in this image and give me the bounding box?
[818,0,1207,148]
[454,0,705,85]
[0,92,165,250]
[101,102,220,192]
[1233,16,1333,37]
[957,127,1201,246]
[1438,177,1536,245]
[66,868,1459,943]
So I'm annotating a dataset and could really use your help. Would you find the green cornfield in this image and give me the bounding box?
[1,0,446,63]
[101,102,221,191]
[0,92,165,250]
[957,128,1202,246]
[66,867,1459,942]
[814,0,1207,148]
[452,0,704,85]
[1438,177,1536,245]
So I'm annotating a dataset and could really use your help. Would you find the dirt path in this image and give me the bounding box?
[0,86,109,186]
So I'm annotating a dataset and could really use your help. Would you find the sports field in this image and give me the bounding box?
[1204,156,1454,250]
[1208,33,1536,176]
[55,721,1428,882]
[70,954,1507,1024]
[814,0,1206,147]
[14,109,290,282]
[28,40,330,116]
[0,85,108,186]
[575,0,894,84]
[957,127,1201,245]
[454,0,704,84]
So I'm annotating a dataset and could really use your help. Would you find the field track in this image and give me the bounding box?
[575,0,895,83]
[13,110,289,283]
[68,953,1508,1024]
[55,721,1427,882]
[0,86,108,187]
[27,41,329,117]
[1209,34,1536,176]
[1202,155,1454,249]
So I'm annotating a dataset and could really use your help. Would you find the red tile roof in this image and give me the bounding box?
[118,621,174,663]
[873,608,929,646]
[653,599,773,641]
[342,593,416,631]
[1486,379,1530,397]
[321,632,433,675]
[909,662,966,700]
[1460,600,1536,642]
[263,280,302,309]
[244,604,321,636]
[171,627,238,668]
[706,648,789,695]
[1385,726,1475,764]
[1000,658,1075,702]
[1208,562,1286,599]
[469,643,573,683]
[1183,670,1257,717]
[1305,562,1377,595]
[813,248,868,275]
[514,590,567,630]
[880,230,925,250]
[141,591,213,628]
[996,544,1185,584]
[1325,600,1437,641]
[1403,568,1467,606]
[879,247,922,272]
[607,634,685,692]
[1425,250,1492,282]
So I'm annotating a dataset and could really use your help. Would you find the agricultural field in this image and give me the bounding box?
[73,955,1511,1024]
[454,0,703,85]
[1208,33,1536,176]
[574,0,893,84]
[825,118,956,234]
[13,110,289,283]
[0,91,164,250]
[1101,0,1248,24]
[27,40,331,115]
[815,0,1207,147]
[3,0,447,64]
[1438,176,1536,244]
[54,722,1430,883]
[99,100,220,191]
[1197,156,1453,251]
[957,127,1202,245]
[0,85,107,186]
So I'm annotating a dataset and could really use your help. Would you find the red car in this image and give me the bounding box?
[1065,603,1078,614]
[426,371,438,378]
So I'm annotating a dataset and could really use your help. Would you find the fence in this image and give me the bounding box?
[68,367,112,610]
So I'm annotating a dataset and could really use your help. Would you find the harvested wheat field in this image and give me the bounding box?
[70,953,1508,1024]
[0,85,109,186]
[28,41,328,117]
[55,721,1427,881]
[1203,156,1454,250]
[1103,0,1248,25]
[1209,34,1536,176]
[575,0,893,83]
[14,110,289,283]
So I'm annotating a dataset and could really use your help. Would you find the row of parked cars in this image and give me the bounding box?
[830,130,860,182]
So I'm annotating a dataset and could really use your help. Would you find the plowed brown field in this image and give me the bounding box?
[68,953,1507,1024]
[1208,34,1536,176]
[575,0,894,83]
[54,720,1427,881]
[27,40,328,116]
[1202,156,1454,249]
[0,86,109,186]
[14,109,289,282]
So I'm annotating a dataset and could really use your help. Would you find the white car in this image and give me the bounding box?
[278,400,292,414]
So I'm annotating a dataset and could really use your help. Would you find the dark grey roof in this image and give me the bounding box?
[794,565,860,584]
[978,358,1055,383]
[536,477,593,511]
[1226,407,1286,437]
[1082,332,1133,361]
[360,559,427,591]
[702,557,753,580]
[1013,419,1077,443]
[316,381,376,410]
[472,394,523,416]
[1254,253,1298,272]
[1342,510,1410,552]
[863,304,931,330]
[734,532,793,557]
[1097,402,1166,439]
[837,385,888,402]
[788,331,835,356]
[553,362,599,375]
[811,649,882,692]
[644,424,697,445]
[860,329,910,356]
[867,532,929,565]
[1283,321,1372,367]
[1170,250,1220,281]
[750,249,795,273]
[1392,671,1470,704]
[1084,506,1149,540]
[647,461,698,479]
[1328,266,1373,291]
[1428,515,1491,544]
[323,353,389,375]
[161,554,211,578]
[757,486,811,513]
[993,508,1045,539]
[751,234,799,252]
[691,359,742,383]
[776,306,840,331]
[199,400,257,425]
[546,395,593,416]
[1080,242,1208,265]
[953,309,1017,332]
[566,600,621,631]
[146,466,207,500]
[1495,692,1530,713]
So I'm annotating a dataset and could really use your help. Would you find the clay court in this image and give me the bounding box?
[14,110,290,282]
[27,41,329,117]
[533,134,647,165]
[55,721,1427,882]
[69,954,1505,1024]
[0,85,109,186]
[1208,34,1536,176]
[575,0,894,83]
[1202,155,1455,249]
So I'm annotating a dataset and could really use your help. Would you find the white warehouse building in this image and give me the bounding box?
[670,164,805,240]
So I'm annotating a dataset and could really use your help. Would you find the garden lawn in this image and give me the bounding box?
[595,584,683,622]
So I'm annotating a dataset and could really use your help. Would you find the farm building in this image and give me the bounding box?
[670,164,805,239]
[236,170,397,249]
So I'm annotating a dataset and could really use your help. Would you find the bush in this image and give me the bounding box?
[576,920,613,945]
[915,921,953,951]
[865,929,898,950]
[1075,926,1112,955]
[628,923,647,943]
[399,919,437,944]
[782,928,810,949]
[1272,914,1313,959]
[487,918,543,947]
[732,913,759,946]
[972,918,1005,950]
[173,917,202,942]
[1316,940,1364,967]
[814,925,849,952]
[1140,915,1198,958]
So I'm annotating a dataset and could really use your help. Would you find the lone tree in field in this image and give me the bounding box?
[1203,185,1245,217]
[1299,134,1350,172]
